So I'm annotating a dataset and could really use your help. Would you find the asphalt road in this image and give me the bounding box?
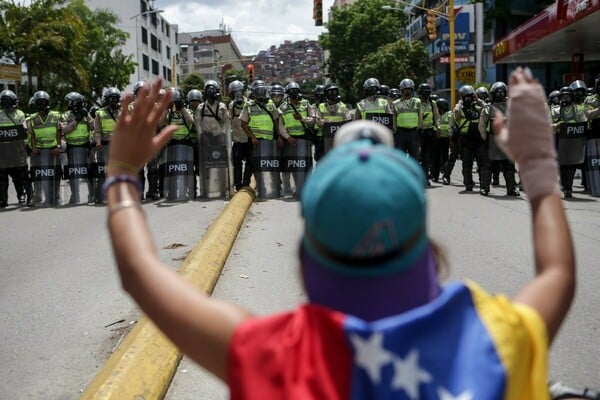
[1,170,599,399]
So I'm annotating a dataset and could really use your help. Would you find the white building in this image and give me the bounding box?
[85,0,179,91]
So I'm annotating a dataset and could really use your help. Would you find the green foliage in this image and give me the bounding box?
[319,0,407,100]
[352,40,432,99]
[0,0,134,106]
[179,73,205,98]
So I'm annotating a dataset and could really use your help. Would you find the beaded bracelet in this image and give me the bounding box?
[102,175,143,198]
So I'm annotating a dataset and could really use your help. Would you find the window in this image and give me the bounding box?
[142,54,149,71]
[167,68,172,80]
[158,39,162,55]
[151,34,158,51]
[166,26,170,38]
[140,0,147,13]
[161,20,165,33]
[141,27,148,45]
[163,65,167,79]
[151,12,158,27]
[166,46,171,59]
[152,59,159,75]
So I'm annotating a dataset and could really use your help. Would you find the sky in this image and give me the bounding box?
[158,0,328,56]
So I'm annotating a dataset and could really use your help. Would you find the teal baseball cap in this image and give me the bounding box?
[301,138,428,277]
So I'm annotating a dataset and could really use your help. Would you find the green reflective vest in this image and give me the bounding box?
[357,97,389,117]
[63,112,90,146]
[281,100,310,137]
[420,99,435,128]
[247,102,276,140]
[169,112,191,141]
[439,111,451,138]
[97,108,118,140]
[31,111,61,149]
[394,97,420,128]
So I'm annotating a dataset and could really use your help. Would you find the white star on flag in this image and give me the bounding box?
[391,349,432,399]
[438,387,474,400]
[350,332,393,383]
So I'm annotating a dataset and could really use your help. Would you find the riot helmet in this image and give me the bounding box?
[168,87,183,107]
[64,91,85,111]
[28,96,37,113]
[186,89,203,103]
[559,86,574,106]
[228,80,245,95]
[458,85,476,106]
[475,86,490,103]
[0,89,18,110]
[313,84,326,103]
[379,84,390,97]
[399,79,415,98]
[251,85,269,103]
[490,82,508,103]
[363,78,380,97]
[285,82,301,100]
[251,80,266,90]
[133,80,147,96]
[389,88,401,100]
[569,80,587,103]
[32,90,51,112]
[325,83,340,102]
[548,90,560,106]
[204,80,221,100]
[436,98,450,113]
[269,84,285,106]
[104,87,121,108]
[417,83,432,98]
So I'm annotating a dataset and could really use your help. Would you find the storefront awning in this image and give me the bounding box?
[493,0,600,64]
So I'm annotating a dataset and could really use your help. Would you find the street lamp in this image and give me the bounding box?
[130,9,165,81]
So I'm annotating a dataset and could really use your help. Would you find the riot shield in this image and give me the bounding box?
[199,134,230,199]
[163,143,195,202]
[252,139,281,199]
[586,137,600,197]
[30,149,61,206]
[322,121,348,155]
[557,122,586,165]
[62,146,90,205]
[364,112,394,131]
[281,138,312,199]
[89,146,108,203]
[488,136,509,161]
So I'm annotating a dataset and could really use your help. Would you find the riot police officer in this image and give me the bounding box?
[436,98,452,186]
[228,80,252,192]
[475,86,490,104]
[453,85,490,194]
[270,84,285,108]
[187,88,203,196]
[553,86,587,198]
[0,90,31,207]
[27,90,62,206]
[279,81,314,198]
[354,78,394,131]
[93,87,121,203]
[392,78,421,160]
[417,83,441,185]
[196,80,230,198]
[584,74,600,196]
[479,81,519,196]
[315,83,352,156]
[60,92,93,204]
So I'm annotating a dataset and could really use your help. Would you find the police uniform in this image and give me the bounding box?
[453,100,490,193]
[229,97,253,191]
[354,95,395,132]
[0,107,31,207]
[60,110,94,204]
[93,105,120,203]
[437,110,451,184]
[553,102,587,197]
[164,106,195,201]
[316,99,351,156]
[584,92,600,196]
[418,97,441,183]
[392,96,421,160]
[28,109,62,205]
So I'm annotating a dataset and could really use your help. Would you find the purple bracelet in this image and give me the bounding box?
[102,175,143,198]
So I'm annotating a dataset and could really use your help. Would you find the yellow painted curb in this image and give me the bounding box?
[81,188,255,400]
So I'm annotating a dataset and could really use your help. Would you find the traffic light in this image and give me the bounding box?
[247,64,254,83]
[426,10,437,40]
[313,0,323,26]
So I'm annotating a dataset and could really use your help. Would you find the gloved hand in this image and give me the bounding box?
[492,67,560,201]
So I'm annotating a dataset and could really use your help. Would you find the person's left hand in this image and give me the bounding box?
[108,79,177,176]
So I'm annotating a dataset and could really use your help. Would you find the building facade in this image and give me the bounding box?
[85,0,179,91]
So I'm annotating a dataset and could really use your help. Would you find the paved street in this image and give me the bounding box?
[1,170,599,399]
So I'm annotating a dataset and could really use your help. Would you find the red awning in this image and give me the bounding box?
[493,0,600,64]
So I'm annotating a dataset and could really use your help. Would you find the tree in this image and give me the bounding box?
[179,73,205,99]
[352,40,432,96]
[319,0,407,101]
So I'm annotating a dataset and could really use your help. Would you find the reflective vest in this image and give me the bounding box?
[30,111,61,149]
[356,97,389,117]
[0,109,26,141]
[63,112,90,146]
[169,112,191,141]
[439,111,451,138]
[186,107,199,144]
[246,102,276,140]
[96,108,118,140]
[394,97,420,128]
[420,99,435,128]
[281,100,310,137]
